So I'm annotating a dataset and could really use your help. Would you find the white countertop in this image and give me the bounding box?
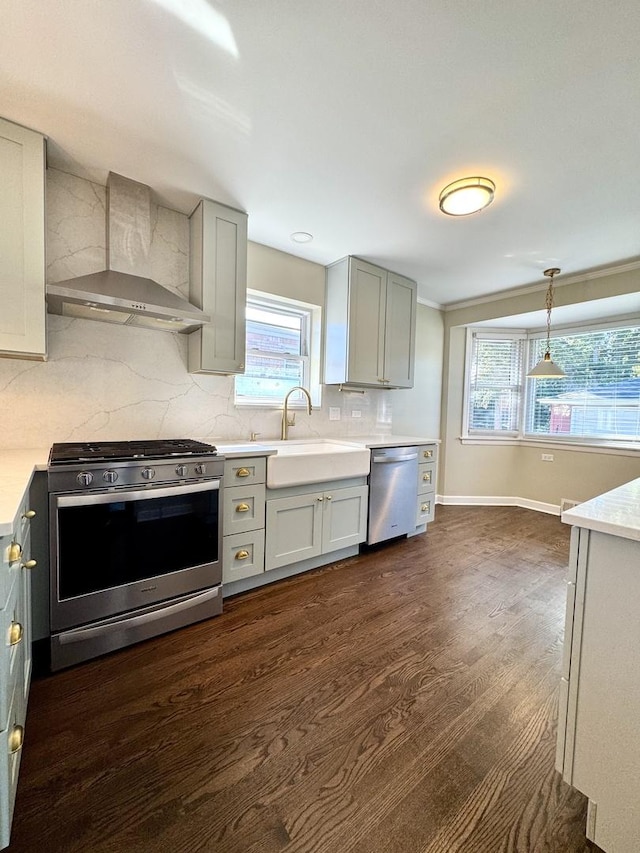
[344,434,440,449]
[562,477,640,542]
[0,449,49,535]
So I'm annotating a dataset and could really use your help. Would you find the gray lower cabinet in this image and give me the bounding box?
[221,457,266,585]
[0,483,38,850]
[410,444,437,532]
[265,485,368,571]
[556,525,640,853]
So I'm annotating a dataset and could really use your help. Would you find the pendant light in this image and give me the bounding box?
[527,268,566,378]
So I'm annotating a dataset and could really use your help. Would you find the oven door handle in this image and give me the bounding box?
[57,587,220,645]
[55,479,219,508]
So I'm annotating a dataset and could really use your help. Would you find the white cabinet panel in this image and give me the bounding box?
[321,486,368,553]
[0,117,46,360]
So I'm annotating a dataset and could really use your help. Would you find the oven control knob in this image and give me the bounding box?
[175,465,188,477]
[77,472,93,487]
[195,463,207,476]
[141,468,156,481]
[103,470,118,484]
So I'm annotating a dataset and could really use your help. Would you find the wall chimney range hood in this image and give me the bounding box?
[46,173,210,333]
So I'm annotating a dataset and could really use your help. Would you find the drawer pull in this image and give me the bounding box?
[423,450,433,458]
[421,502,431,513]
[236,503,250,513]
[422,472,431,482]
[235,550,250,561]
[236,468,251,478]
[8,542,22,563]
[21,559,37,570]
[8,622,23,646]
[22,510,36,520]
[9,725,24,755]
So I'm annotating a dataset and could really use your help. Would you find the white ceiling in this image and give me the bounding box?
[2,0,640,305]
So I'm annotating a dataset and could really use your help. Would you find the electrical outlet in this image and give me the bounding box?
[329,407,341,421]
[541,453,554,462]
[351,409,362,418]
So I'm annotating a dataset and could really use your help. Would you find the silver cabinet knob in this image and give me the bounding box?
[103,470,118,484]
[77,472,93,487]
[141,468,156,481]
[175,464,188,477]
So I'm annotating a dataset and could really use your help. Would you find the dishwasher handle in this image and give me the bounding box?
[372,451,418,463]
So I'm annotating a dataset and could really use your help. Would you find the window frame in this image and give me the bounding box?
[462,319,640,453]
[234,290,322,409]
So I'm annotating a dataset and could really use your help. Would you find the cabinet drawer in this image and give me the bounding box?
[416,495,435,525]
[0,575,22,733]
[222,529,265,584]
[223,484,265,536]
[418,445,438,463]
[223,457,266,486]
[0,677,26,850]
[417,462,436,494]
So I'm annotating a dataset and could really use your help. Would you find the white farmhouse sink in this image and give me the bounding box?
[266,440,370,488]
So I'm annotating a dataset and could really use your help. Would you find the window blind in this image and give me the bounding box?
[526,326,640,441]
[468,334,524,434]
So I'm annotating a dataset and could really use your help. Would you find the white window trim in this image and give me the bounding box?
[234,289,323,409]
[461,318,640,456]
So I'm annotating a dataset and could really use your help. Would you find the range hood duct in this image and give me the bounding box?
[46,173,210,333]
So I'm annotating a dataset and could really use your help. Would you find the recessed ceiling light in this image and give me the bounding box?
[290,231,313,243]
[439,176,495,216]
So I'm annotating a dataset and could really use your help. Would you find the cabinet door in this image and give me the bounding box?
[383,271,416,388]
[0,117,46,359]
[188,199,247,374]
[346,258,386,386]
[322,486,368,553]
[265,493,323,571]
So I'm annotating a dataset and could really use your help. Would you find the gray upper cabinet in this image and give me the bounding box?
[0,117,46,360]
[188,199,247,375]
[324,256,416,389]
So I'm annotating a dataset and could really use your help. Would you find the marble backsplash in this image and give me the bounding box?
[0,168,392,449]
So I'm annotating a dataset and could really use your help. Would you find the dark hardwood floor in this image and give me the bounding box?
[10,506,597,852]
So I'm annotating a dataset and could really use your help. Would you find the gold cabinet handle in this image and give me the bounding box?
[8,542,22,564]
[316,496,324,502]
[422,472,431,482]
[236,468,251,478]
[8,622,23,646]
[21,559,37,570]
[421,502,431,513]
[8,725,24,755]
[423,450,433,458]
[22,510,36,519]
[235,550,250,560]
[326,495,332,500]
[235,503,250,513]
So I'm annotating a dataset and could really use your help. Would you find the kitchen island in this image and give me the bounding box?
[558,479,640,853]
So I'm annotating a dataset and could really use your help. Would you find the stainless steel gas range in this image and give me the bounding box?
[47,439,224,670]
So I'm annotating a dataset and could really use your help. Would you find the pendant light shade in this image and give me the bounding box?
[527,268,566,379]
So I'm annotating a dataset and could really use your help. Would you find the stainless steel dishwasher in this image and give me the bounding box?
[367,446,418,544]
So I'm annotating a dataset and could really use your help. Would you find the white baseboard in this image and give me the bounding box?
[436,494,560,516]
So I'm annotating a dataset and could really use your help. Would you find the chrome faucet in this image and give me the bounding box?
[281,386,313,440]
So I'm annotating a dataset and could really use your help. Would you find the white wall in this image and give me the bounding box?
[0,168,395,449]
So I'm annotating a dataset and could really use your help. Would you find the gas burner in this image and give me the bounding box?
[49,439,218,465]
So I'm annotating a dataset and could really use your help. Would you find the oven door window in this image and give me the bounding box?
[56,485,219,600]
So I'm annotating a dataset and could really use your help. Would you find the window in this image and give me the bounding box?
[466,332,525,435]
[526,325,640,441]
[235,292,322,407]
[464,323,640,445]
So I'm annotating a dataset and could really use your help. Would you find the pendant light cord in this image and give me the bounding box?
[544,279,554,355]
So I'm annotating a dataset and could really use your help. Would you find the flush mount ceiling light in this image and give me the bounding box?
[438,176,495,216]
[290,231,313,243]
[527,268,566,378]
